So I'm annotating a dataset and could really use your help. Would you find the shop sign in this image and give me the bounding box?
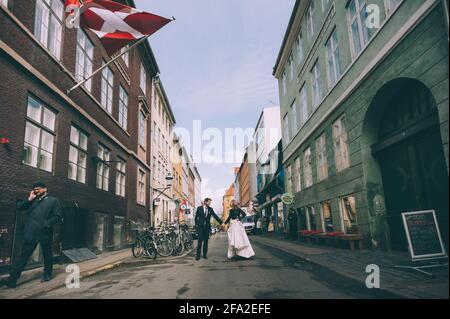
[402,210,447,261]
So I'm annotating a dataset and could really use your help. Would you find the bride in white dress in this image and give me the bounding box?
[224,200,255,260]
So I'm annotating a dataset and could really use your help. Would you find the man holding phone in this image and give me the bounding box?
[2,182,62,288]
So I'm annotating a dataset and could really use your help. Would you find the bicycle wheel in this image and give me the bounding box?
[184,231,193,249]
[132,239,144,258]
[156,237,174,257]
[144,240,157,259]
[172,238,184,256]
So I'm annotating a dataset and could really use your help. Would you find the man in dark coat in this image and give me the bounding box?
[288,209,298,240]
[2,182,62,288]
[194,198,223,260]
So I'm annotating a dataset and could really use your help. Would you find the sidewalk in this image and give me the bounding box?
[0,247,193,299]
[252,235,449,299]
[0,249,132,299]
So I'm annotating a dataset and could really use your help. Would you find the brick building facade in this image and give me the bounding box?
[0,0,160,269]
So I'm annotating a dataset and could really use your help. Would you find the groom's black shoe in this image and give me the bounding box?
[203,256,208,259]
[195,256,200,261]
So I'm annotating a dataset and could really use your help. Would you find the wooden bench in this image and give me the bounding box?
[298,230,323,244]
[310,232,344,246]
[335,233,364,251]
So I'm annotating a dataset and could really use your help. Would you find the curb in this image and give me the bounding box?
[20,247,194,299]
[252,238,411,299]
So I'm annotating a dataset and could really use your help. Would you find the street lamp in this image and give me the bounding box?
[153,174,174,201]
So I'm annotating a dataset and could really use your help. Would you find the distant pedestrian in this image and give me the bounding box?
[1,182,62,288]
[256,218,262,235]
[288,209,298,240]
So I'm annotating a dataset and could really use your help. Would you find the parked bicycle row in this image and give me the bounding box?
[130,221,194,260]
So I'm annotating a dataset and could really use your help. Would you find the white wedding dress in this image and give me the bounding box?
[227,219,255,259]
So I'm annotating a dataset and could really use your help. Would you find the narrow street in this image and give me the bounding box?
[37,233,396,299]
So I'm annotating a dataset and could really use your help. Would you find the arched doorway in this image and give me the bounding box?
[368,79,448,251]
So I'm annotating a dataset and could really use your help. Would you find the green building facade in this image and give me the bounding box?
[273,0,449,251]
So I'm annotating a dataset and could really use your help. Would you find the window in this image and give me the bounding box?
[326,29,341,89]
[34,0,63,60]
[322,0,331,11]
[75,30,94,91]
[306,2,315,41]
[152,156,156,181]
[137,168,146,205]
[68,126,87,183]
[290,100,298,137]
[296,32,304,63]
[23,96,56,172]
[333,116,350,172]
[321,201,334,232]
[115,159,126,197]
[306,206,317,231]
[286,165,292,193]
[316,133,328,181]
[294,157,301,192]
[120,46,129,68]
[347,0,374,58]
[385,0,402,16]
[96,144,110,191]
[281,71,287,96]
[139,111,146,147]
[101,63,114,114]
[288,54,294,80]
[303,147,313,188]
[299,84,308,126]
[283,113,290,144]
[340,195,358,233]
[311,61,322,108]
[118,86,128,130]
[140,63,147,95]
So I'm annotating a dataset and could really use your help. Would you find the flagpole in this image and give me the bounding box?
[67,34,151,94]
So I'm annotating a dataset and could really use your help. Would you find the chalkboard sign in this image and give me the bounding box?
[401,210,447,261]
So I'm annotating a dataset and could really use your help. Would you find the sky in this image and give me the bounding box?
[135,0,295,214]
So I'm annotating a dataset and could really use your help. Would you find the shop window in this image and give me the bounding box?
[340,195,359,233]
[91,213,108,253]
[113,216,126,250]
[321,201,334,232]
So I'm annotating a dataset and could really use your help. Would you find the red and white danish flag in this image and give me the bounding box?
[65,0,172,56]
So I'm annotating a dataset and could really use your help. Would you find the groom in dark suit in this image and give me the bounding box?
[194,198,223,260]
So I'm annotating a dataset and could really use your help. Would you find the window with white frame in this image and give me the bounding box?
[75,30,94,92]
[137,168,146,205]
[283,113,290,144]
[34,0,64,60]
[333,115,350,172]
[290,100,298,138]
[321,201,335,232]
[96,144,110,191]
[68,126,87,183]
[101,62,114,114]
[118,86,128,130]
[139,110,146,148]
[311,61,322,108]
[120,46,129,68]
[306,2,315,41]
[115,158,126,197]
[303,147,313,188]
[385,0,402,16]
[326,29,341,89]
[296,32,305,63]
[23,96,56,173]
[140,63,147,95]
[299,84,308,126]
[347,0,374,58]
[152,156,156,181]
[294,157,301,192]
[316,133,328,181]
